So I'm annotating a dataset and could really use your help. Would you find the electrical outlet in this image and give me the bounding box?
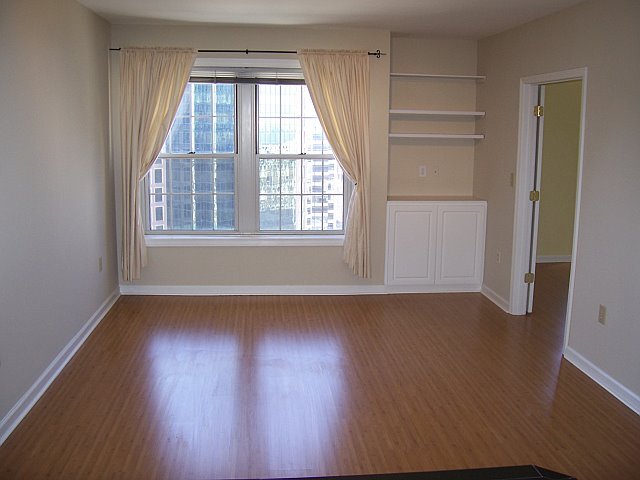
[98,257,103,272]
[418,165,427,177]
[598,304,607,325]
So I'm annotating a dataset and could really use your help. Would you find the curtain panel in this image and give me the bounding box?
[119,47,197,281]
[297,50,371,278]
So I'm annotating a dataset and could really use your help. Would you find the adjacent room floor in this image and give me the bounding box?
[1,263,639,479]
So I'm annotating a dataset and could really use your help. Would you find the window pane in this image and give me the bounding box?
[214,158,235,193]
[194,159,213,193]
[323,195,343,231]
[214,194,235,230]
[281,118,301,154]
[323,158,343,194]
[194,83,212,116]
[194,116,212,153]
[302,118,324,154]
[258,118,281,154]
[163,83,236,155]
[280,195,301,230]
[170,116,192,153]
[302,195,323,230]
[302,158,323,194]
[213,116,235,153]
[166,194,193,230]
[258,85,280,117]
[259,158,280,194]
[214,84,235,114]
[280,159,301,194]
[147,157,236,232]
[195,195,213,230]
[280,85,301,117]
[167,159,192,193]
[259,195,280,230]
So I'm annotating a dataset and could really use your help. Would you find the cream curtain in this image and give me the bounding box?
[297,49,371,277]
[120,47,197,281]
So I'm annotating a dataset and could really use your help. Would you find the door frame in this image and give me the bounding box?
[510,67,587,353]
[525,84,546,313]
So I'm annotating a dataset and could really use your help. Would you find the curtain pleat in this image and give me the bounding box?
[120,47,197,281]
[297,49,371,277]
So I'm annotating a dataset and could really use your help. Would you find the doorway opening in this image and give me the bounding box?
[510,68,587,353]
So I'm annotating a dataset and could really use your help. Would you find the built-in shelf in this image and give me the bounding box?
[389,109,485,117]
[390,72,486,80]
[389,133,485,140]
[388,72,486,142]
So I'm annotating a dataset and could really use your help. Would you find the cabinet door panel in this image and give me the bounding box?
[436,205,486,285]
[386,205,436,285]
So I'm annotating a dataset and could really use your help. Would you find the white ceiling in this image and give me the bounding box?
[77,0,585,39]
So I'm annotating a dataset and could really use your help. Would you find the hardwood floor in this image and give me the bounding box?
[1,263,639,479]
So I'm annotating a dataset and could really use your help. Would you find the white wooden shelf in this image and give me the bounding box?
[390,72,486,80]
[389,133,485,140]
[389,109,485,117]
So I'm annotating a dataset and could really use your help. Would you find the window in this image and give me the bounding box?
[145,80,348,236]
[146,83,235,232]
[257,85,343,232]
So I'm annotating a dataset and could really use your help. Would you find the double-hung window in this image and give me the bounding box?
[145,76,349,237]
[257,85,344,232]
[147,83,236,232]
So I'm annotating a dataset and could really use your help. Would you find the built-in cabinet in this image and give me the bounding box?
[385,200,486,291]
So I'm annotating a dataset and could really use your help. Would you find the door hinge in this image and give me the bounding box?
[529,190,540,202]
[524,272,535,284]
[534,105,544,117]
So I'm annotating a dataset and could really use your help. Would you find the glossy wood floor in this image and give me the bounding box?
[1,264,639,479]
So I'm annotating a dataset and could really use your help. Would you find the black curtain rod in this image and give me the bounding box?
[109,48,386,58]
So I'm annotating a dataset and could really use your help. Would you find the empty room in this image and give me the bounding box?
[1,0,639,479]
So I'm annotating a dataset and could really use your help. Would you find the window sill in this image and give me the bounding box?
[145,234,345,247]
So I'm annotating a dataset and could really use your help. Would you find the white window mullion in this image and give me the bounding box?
[190,86,197,228]
[237,83,256,233]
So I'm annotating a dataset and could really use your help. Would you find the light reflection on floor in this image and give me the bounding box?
[147,328,344,477]
[256,333,344,476]
[147,331,240,476]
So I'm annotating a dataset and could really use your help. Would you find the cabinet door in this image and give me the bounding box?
[386,204,437,285]
[435,204,486,286]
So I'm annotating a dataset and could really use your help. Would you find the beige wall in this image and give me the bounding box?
[0,0,116,422]
[110,24,390,286]
[537,81,581,258]
[388,37,477,196]
[476,0,640,395]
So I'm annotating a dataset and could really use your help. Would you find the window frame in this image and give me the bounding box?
[143,80,350,242]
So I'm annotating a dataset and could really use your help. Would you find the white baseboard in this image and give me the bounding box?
[481,283,511,313]
[119,283,485,296]
[384,284,481,294]
[120,284,387,296]
[537,255,572,263]
[0,289,120,446]
[564,347,640,416]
